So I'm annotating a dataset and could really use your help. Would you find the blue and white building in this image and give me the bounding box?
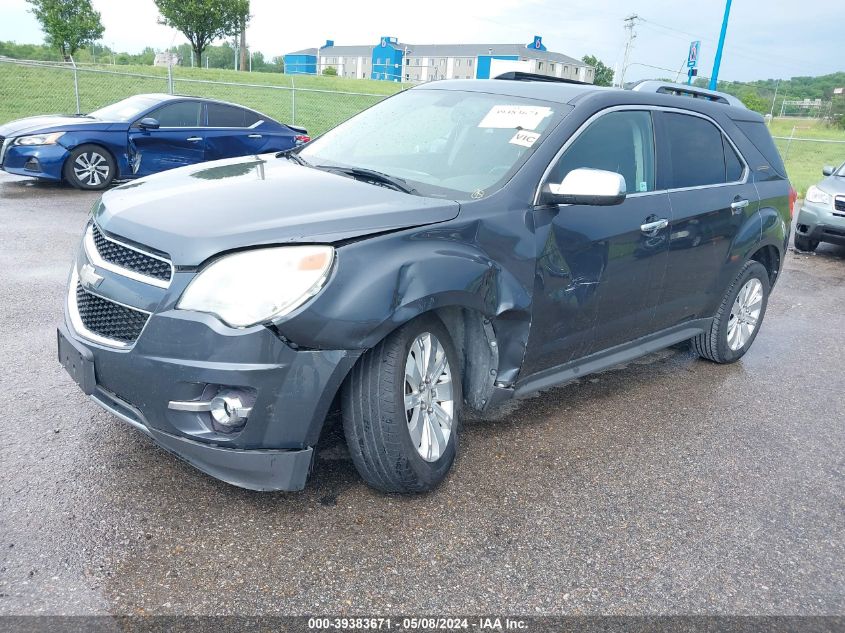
[284,35,593,83]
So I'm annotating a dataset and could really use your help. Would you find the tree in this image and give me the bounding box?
[322,66,337,76]
[154,0,248,68]
[582,54,613,87]
[26,0,104,61]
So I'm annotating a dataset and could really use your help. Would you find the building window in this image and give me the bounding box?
[550,63,555,72]
[468,59,473,66]
[564,65,569,74]
[455,59,460,67]
[538,61,543,70]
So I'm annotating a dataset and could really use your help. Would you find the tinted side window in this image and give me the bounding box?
[664,113,726,188]
[207,103,247,127]
[243,109,262,127]
[550,110,656,193]
[734,119,787,176]
[724,138,744,182]
[150,101,202,127]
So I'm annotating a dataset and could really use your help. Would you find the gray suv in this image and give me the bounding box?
[58,77,792,493]
[794,162,845,251]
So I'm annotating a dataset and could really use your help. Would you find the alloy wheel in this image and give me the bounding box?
[727,278,763,351]
[404,332,454,462]
[73,151,110,187]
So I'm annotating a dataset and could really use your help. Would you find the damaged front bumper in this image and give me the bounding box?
[58,306,362,491]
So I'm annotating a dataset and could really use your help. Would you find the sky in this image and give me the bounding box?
[0,0,841,83]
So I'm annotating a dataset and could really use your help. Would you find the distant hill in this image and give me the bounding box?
[699,72,845,115]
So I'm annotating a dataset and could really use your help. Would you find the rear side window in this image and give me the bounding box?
[663,113,727,188]
[724,140,744,182]
[550,110,656,193]
[149,101,202,127]
[734,120,787,176]
[243,109,262,127]
[207,103,248,127]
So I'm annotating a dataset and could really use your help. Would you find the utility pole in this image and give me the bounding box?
[709,0,732,90]
[768,78,780,122]
[618,14,639,88]
[239,14,247,71]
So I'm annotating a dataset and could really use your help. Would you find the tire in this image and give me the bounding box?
[63,144,116,190]
[692,261,770,364]
[342,314,462,493]
[794,234,819,252]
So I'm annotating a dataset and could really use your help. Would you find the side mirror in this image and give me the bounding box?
[137,117,160,130]
[822,165,835,177]
[541,168,627,206]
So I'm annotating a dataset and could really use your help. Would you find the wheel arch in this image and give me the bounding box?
[62,142,121,183]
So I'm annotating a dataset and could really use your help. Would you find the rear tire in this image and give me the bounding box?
[794,234,818,252]
[342,314,462,493]
[63,144,116,190]
[692,261,770,364]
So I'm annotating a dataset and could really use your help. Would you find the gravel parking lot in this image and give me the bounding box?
[1,172,843,616]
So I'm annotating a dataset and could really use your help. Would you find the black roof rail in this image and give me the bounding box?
[493,71,590,86]
[631,80,746,108]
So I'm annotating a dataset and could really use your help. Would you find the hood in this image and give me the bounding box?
[0,115,115,138]
[819,174,845,195]
[95,155,461,266]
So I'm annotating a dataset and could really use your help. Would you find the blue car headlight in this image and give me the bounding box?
[15,132,65,146]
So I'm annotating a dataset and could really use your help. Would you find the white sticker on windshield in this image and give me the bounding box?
[479,105,552,130]
[509,130,541,148]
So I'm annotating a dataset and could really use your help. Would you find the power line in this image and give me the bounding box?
[637,17,822,76]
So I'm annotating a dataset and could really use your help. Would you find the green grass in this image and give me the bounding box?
[0,62,404,136]
[768,118,845,196]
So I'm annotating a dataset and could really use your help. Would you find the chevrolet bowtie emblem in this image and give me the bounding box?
[80,263,104,289]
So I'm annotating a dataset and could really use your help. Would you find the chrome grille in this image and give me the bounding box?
[87,224,172,287]
[74,283,149,345]
[835,196,845,213]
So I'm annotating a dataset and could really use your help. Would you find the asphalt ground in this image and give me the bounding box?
[0,172,843,617]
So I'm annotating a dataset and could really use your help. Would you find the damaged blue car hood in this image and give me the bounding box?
[94,154,461,266]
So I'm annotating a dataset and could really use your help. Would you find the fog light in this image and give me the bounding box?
[209,394,251,428]
[168,388,254,433]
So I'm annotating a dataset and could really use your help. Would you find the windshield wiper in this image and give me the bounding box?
[276,149,310,166]
[316,165,418,195]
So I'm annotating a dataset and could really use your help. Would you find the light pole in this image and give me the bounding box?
[709,0,732,90]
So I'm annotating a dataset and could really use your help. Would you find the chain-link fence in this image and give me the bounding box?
[0,57,397,136]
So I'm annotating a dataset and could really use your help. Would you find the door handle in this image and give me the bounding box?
[247,134,262,139]
[186,136,203,142]
[731,198,749,213]
[640,218,669,233]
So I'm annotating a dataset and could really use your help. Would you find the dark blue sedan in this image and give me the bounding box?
[0,94,309,190]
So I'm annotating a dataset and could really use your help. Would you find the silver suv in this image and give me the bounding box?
[794,163,845,251]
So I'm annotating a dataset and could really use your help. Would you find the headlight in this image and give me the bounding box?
[15,132,65,146]
[177,246,334,328]
[805,185,832,206]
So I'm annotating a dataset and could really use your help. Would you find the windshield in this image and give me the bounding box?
[89,95,160,121]
[299,89,566,200]
[837,164,845,177]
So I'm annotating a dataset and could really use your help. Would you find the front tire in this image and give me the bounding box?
[63,144,116,190]
[692,261,770,364]
[342,315,462,493]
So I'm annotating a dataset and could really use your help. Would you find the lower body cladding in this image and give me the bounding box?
[57,308,362,491]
